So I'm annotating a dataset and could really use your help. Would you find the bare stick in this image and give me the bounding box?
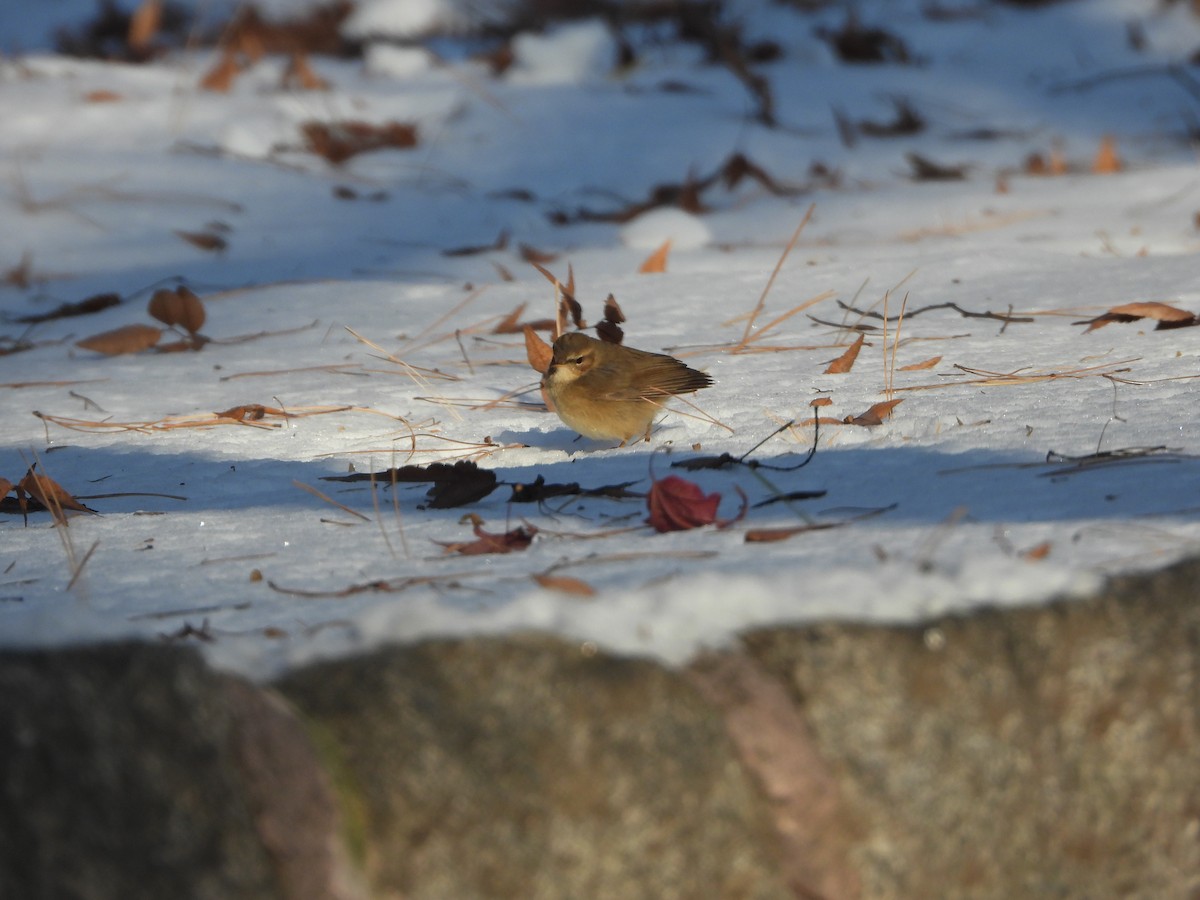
[737,204,815,349]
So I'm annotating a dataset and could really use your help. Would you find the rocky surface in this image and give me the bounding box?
[4,556,1200,899]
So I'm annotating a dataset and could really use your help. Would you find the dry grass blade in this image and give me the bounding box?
[737,204,815,349]
[66,540,101,591]
[34,404,361,434]
[644,388,734,434]
[293,480,369,522]
[896,358,1141,392]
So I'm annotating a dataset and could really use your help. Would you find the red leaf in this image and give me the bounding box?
[646,475,723,533]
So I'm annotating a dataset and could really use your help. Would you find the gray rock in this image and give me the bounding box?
[0,642,355,900]
[740,557,1200,899]
[277,634,793,900]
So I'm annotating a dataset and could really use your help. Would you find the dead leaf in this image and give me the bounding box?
[744,523,834,543]
[174,230,227,252]
[321,459,499,508]
[445,230,509,257]
[301,120,419,165]
[898,355,942,371]
[1021,541,1052,561]
[127,0,161,52]
[646,476,746,533]
[810,397,833,408]
[519,243,558,264]
[0,478,12,499]
[199,52,241,92]
[596,293,625,344]
[906,152,967,181]
[148,286,206,333]
[1092,136,1122,174]
[532,573,596,597]
[76,323,162,355]
[845,398,903,426]
[84,90,123,103]
[824,333,865,374]
[1078,301,1196,332]
[12,292,121,324]
[214,404,270,421]
[440,522,537,555]
[638,239,672,274]
[282,52,329,90]
[18,466,97,524]
[524,325,553,375]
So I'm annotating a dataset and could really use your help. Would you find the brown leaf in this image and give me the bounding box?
[440,523,537,555]
[638,239,672,274]
[12,292,120,324]
[282,52,330,90]
[0,478,12,499]
[127,0,161,51]
[1092,136,1122,174]
[76,323,162,355]
[519,242,558,264]
[84,89,123,103]
[810,396,833,408]
[174,230,227,252]
[744,524,833,543]
[445,229,508,257]
[906,152,967,181]
[1079,301,1196,332]
[532,573,596,597]
[898,355,942,371]
[824,333,865,374]
[148,286,206,333]
[524,325,553,375]
[18,466,97,524]
[845,398,902,427]
[321,459,499,508]
[1021,541,1052,561]
[646,476,744,533]
[214,404,269,421]
[596,293,625,344]
[199,52,241,92]
[301,120,419,165]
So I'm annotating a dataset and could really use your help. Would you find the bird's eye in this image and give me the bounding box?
[571,356,585,365]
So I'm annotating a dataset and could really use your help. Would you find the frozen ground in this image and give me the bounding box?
[2,0,1200,678]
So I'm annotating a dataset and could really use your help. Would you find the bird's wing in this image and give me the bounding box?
[587,351,712,401]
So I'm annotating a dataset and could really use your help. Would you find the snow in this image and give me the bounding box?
[2,0,1200,679]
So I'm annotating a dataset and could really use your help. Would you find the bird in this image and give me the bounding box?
[542,331,712,443]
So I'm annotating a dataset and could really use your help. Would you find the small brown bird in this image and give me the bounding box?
[542,332,712,443]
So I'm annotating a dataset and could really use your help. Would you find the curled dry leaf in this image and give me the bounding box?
[638,239,672,274]
[596,293,625,344]
[214,404,270,421]
[282,52,330,90]
[1078,301,1196,332]
[646,475,747,533]
[0,478,12,500]
[174,230,227,252]
[1092,136,1121,175]
[845,398,902,426]
[440,522,537,555]
[532,573,596,597]
[301,120,418,165]
[18,466,97,524]
[12,292,121,324]
[524,324,552,375]
[200,51,241,92]
[899,355,942,371]
[824,333,865,374]
[76,323,162,355]
[148,286,206,333]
